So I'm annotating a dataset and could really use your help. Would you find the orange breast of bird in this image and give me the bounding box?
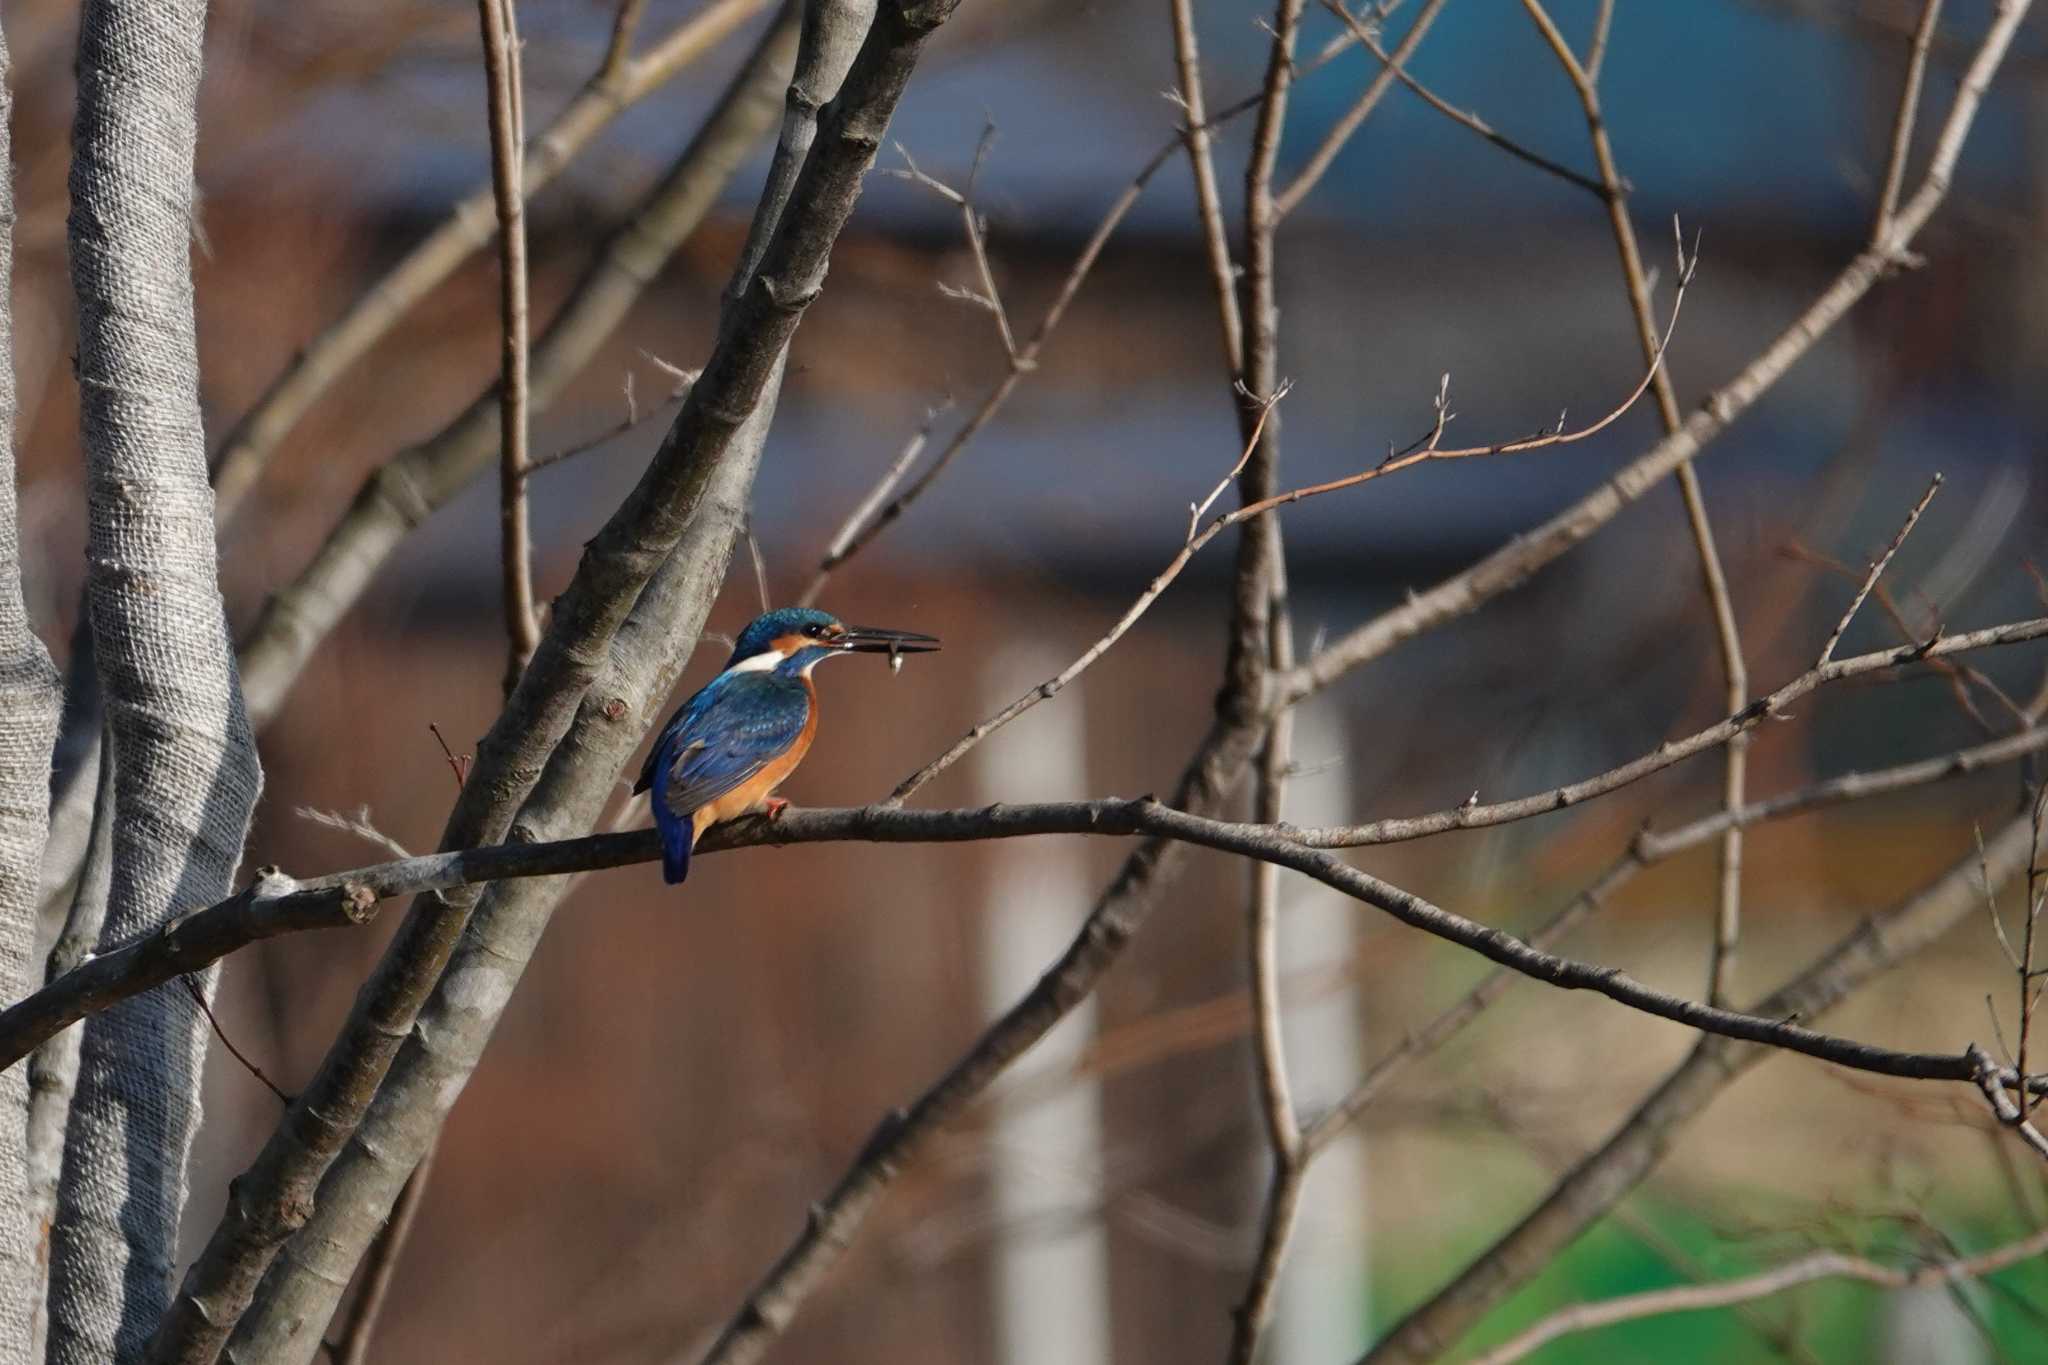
[692,674,819,835]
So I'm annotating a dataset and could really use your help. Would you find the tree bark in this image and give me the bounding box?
[0,16,65,1361]
[232,368,772,1362]
[47,2,264,1359]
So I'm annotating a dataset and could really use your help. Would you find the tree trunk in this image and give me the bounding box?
[0,17,66,1360]
[47,2,265,1359]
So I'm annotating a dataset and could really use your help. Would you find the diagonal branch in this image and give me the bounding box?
[1322,0,1607,199]
[1361,800,2042,1363]
[142,8,823,1362]
[1287,0,2030,709]
[1274,0,1451,220]
[1814,472,1943,668]
[891,258,1692,802]
[205,0,766,524]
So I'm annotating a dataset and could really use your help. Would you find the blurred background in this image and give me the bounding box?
[14,0,2048,1359]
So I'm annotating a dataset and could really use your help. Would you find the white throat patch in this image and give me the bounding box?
[726,648,786,675]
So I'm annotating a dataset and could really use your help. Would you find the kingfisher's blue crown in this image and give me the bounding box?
[727,607,841,666]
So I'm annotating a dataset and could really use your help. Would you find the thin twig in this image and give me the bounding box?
[180,977,289,1107]
[1874,0,1946,246]
[1321,0,1608,199]
[798,29,1405,601]
[1583,0,1615,83]
[427,722,472,789]
[799,132,1179,600]
[1297,721,2048,1156]
[1785,539,2024,737]
[523,366,691,476]
[598,0,650,81]
[295,806,412,862]
[887,143,1018,358]
[1286,0,2030,716]
[479,0,539,689]
[1465,1223,2048,1365]
[1168,0,1245,369]
[744,516,772,612]
[2020,785,2048,1111]
[1815,472,1944,668]
[1974,1044,2048,1161]
[890,257,1694,804]
[1520,0,1753,1004]
[798,403,949,605]
[1275,0,1451,219]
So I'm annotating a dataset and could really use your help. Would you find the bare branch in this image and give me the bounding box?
[9,619,2046,1108]
[1466,1224,2048,1365]
[891,262,1691,803]
[1298,721,2048,1157]
[17,730,2048,1104]
[522,364,691,476]
[597,0,650,82]
[798,402,948,604]
[1583,0,1615,82]
[205,0,769,524]
[233,10,800,735]
[1227,578,1303,1365]
[799,31,1423,599]
[1874,0,1946,245]
[801,129,1197,600]
[1815,472,1944,668]
[1288,0,2026,707]
[1275,0,1451,219]
[1362,803,2042,1364]
[1519,0,1756,1006]
[478,0,539,684]
[1974,1044,2048,1161]
[887,143,1017,355]
[326,1141,437,1365]
[1168,0,1244,369]
[1322,0,1608,200]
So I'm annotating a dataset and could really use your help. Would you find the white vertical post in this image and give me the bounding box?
[1271,701,1372,1363]
[976,644,1111,1365]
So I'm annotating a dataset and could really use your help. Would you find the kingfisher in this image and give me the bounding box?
[633,606,940,884]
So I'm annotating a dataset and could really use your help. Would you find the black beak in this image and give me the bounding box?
[836,625,941,655]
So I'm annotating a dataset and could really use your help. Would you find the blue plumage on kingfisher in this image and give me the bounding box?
[633,606,940,884]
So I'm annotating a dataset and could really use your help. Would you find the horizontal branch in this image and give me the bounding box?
[1295,613,2048,847]
[1637,722,2048,861]
[10,787,2048,1096]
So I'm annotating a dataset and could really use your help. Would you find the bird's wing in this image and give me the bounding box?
[636,671,810,816]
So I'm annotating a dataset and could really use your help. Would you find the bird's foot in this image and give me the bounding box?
[762,797,791,821]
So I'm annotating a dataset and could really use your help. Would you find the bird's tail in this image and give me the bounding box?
[656,808,694,885]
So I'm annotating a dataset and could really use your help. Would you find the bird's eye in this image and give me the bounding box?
[805,623,824,637]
